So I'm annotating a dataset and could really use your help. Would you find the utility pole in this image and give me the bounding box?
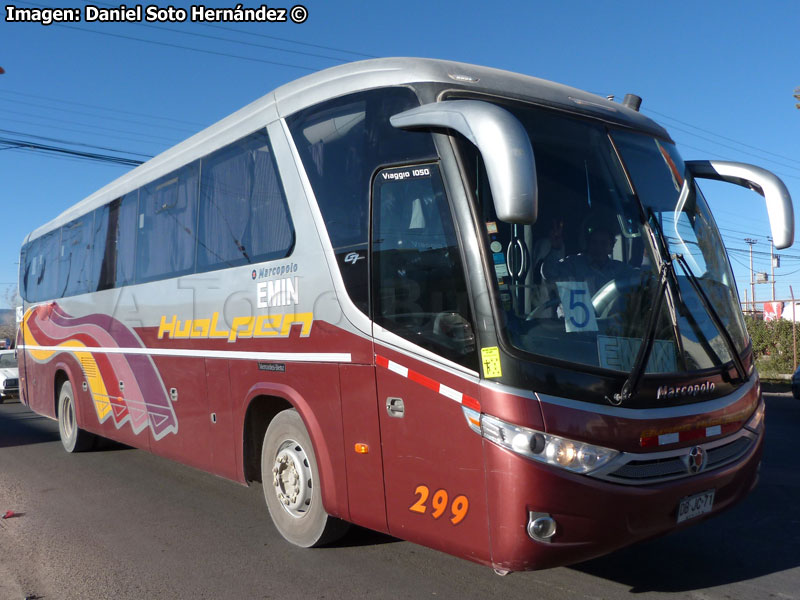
[792,286,797,368]
[769,237,775,301]
[745,238,757,312]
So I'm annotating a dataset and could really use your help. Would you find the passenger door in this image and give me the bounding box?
[371,163,490,563]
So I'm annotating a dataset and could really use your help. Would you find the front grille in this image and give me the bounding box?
[594,430,756,485]
[706,436,751,464]
[611,457,686,480]
[2,378,18,390]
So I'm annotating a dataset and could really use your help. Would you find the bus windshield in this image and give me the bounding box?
[461,101,747,374]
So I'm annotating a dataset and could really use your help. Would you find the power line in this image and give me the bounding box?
[2,108,182,144]
[202,24,378,59]
[3,116,172,152]
[1,136,144,167]
[668,125,800,173]
[57,23,320,71]
[5,147,130,168]
[0,89,205,128]
[82,0,377,59]
[0,128,153,159]
[13,2,320,71]
[672,140,800,181]
[140,22,349,63]
[0,96,198,134]
[645,107,800,168]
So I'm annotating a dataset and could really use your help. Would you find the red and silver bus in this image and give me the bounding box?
[16,58,793,573]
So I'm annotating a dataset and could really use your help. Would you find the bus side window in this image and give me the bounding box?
[197,131,294,272]
[371,164,477,369]
[91,204,112,292]
[23,230,60,303]
[135,164,199,283]
[114,192,139,288]
[58,216,93,298]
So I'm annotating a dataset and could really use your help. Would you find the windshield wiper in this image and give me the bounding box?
[673,254,748,382]
[607,209,682,406]
[608,258,671,406]
[643,209,687,362]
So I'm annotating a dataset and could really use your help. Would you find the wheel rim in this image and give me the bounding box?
[62,394,75,440]
[271,439,312,518]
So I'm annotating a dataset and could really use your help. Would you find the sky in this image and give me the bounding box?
[2,0,799,310]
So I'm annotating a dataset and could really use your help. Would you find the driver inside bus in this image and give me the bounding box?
[540,214,633,296]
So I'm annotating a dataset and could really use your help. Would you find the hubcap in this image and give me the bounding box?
[63,396,74,439]
[271,440,312,518]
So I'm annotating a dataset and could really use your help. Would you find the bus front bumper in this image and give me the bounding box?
[484,428,763,572]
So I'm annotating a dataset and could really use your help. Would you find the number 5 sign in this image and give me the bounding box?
[556,281,598,333]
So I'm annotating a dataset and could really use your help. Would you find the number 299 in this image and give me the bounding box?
[409,485,469,525]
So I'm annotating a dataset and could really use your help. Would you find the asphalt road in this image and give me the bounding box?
[0,392,798,600]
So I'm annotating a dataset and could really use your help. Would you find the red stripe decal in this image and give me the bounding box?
[681,428,706,442]
[375,354,481,412]
[640,420,744,447]
[408,369,440,394]
[462,395,481,412]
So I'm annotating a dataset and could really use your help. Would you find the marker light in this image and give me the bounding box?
[744,401,765,433]
[479,414,618,474]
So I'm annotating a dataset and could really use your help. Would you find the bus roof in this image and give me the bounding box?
[26,57,669,243]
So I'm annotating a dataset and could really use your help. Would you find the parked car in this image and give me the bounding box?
[0,350,19,402]
[792,364,800,400]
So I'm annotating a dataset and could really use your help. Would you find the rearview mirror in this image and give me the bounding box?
[687,160,794,249]
[390,100,538,224]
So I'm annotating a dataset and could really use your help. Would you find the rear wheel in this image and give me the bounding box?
[58,381,96,453]
[261,409,349,547]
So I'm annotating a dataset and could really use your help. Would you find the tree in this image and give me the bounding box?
[0,285,20,347]
[744,315,795,374]
[3,284,21,309]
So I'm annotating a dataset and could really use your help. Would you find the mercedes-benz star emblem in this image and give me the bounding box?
[686,446,707,475]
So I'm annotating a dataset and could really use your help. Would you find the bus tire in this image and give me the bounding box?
[58,381,96,453]
[261,409,349,547]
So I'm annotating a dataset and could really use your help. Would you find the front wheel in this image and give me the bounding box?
[58,381,96,453]
[261,409,349,547]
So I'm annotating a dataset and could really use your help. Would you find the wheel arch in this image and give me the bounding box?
[53,361,78,418]
[242,394,293,483]
[241,381,347,521]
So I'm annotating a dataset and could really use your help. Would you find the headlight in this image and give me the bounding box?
[477,413,618,474]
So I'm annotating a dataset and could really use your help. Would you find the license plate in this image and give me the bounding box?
[677,489,715,523]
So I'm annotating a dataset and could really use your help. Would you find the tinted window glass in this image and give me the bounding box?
[372,164,476,368]
[18,245,27,301]
[91,204,112,291]
[136,164,199,283]
[22,230,60,302]
[115,193,138,286]
[58,216,93,297]
[287,87,436,314]
[197,131,293,271]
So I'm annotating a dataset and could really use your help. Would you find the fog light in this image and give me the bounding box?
[527,511,557,542]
